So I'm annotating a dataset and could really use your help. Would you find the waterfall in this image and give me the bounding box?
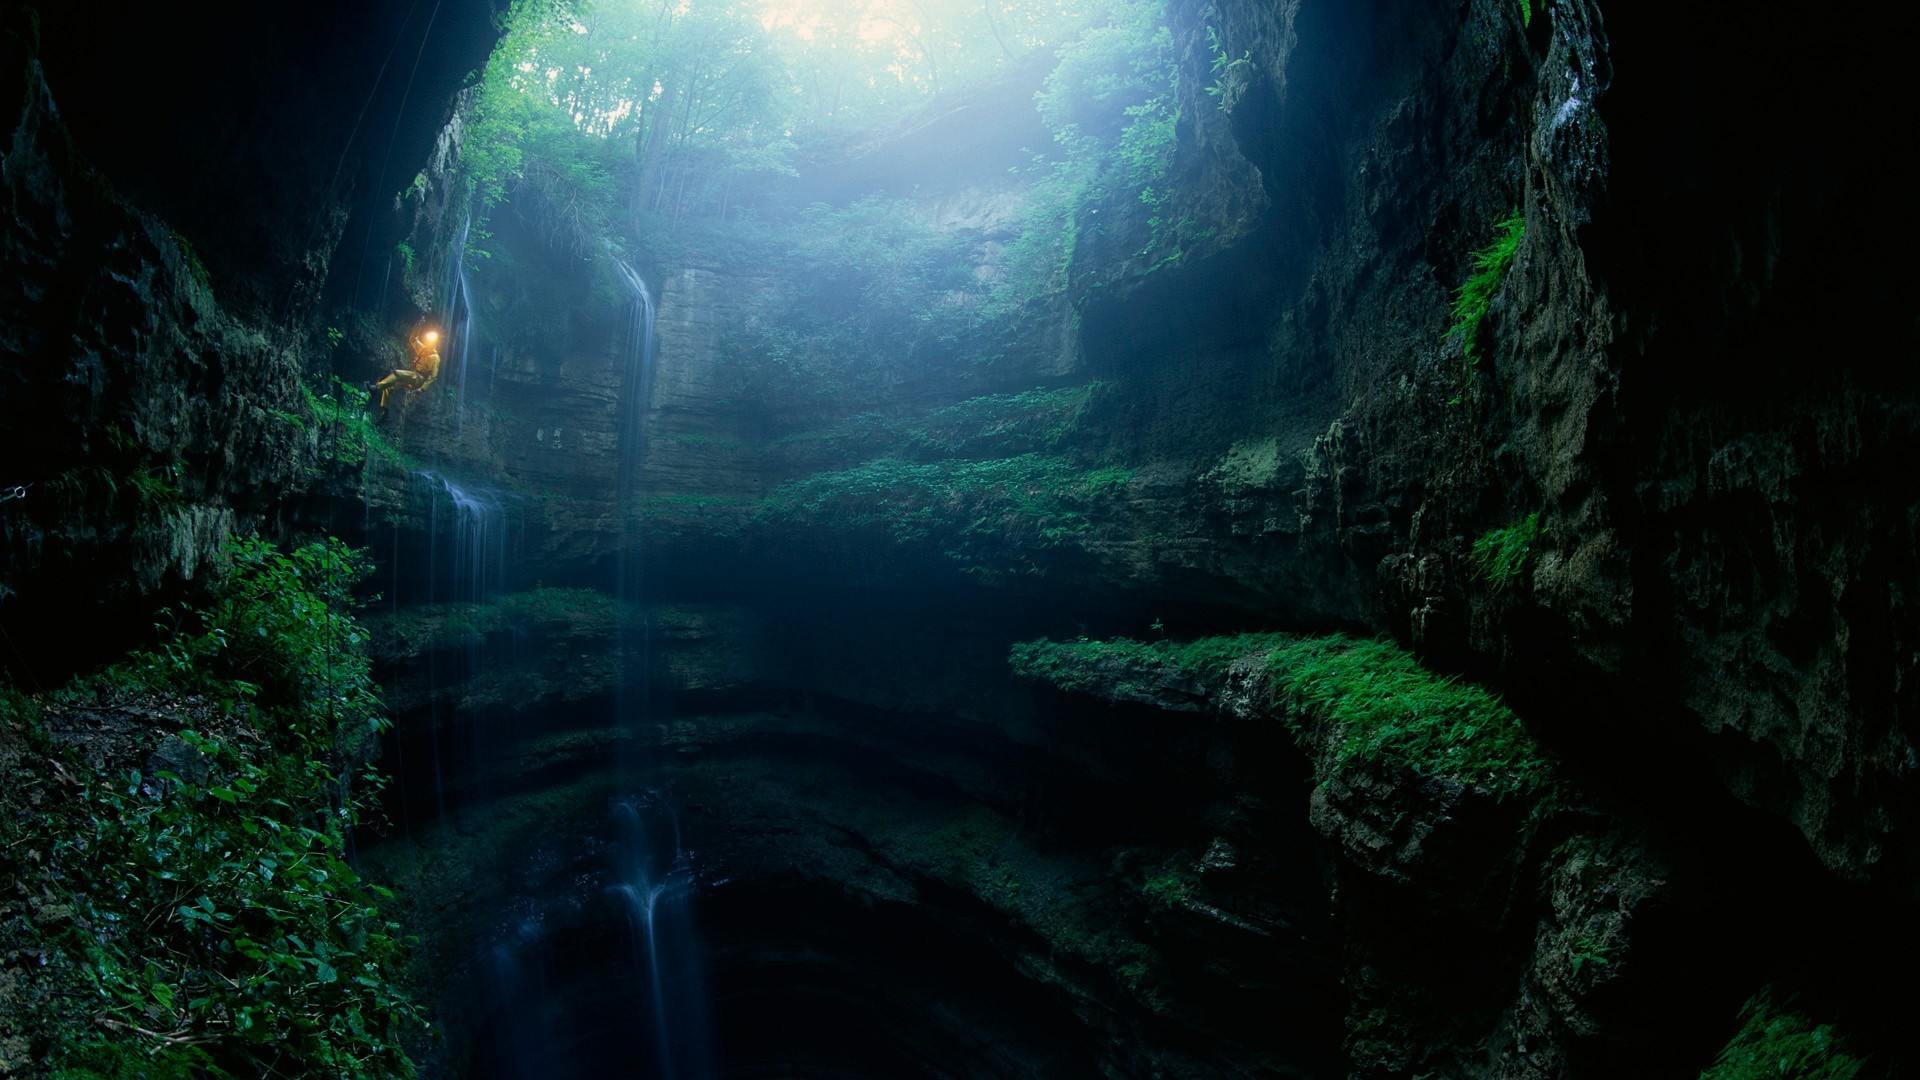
[613,259,657,497]
[418,471,517,825]
[424,470,510,606]
[607,792,714,1080]
[611,259,658,756]
[445,212,481,422]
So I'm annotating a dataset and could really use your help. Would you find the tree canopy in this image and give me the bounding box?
[456,0,1174,230]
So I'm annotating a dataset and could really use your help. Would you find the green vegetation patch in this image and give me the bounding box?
[774,384,1101,467]
[302,379,408,472]
[1701,990,1866,1080]
[1010,632,1291,694]
[0,538,421,1077]
[369,586,634,657]
[1012,632,1553,800]
[1446,210,1524,367]
[1472,511,1542,589]
[757,454,1132,577]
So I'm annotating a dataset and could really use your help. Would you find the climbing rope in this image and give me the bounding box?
[0,485,26,505]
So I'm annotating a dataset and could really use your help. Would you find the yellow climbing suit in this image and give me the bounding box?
[375,330,442,407]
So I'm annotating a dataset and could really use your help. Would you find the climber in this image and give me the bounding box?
[373,328,442,407]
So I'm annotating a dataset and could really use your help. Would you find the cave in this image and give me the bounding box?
[2,1,1915,1077]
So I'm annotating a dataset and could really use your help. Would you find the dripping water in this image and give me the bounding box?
[418,471,516,827]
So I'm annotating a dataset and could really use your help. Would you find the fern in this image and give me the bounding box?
[1472,512,1542,589]
[1446,210,1525,367]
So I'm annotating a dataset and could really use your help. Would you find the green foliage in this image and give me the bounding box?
[369,586,633,657]
[1141,870,1195,908]
[1009,0,1181,293]
[1269,634,1553,800]
[1446,210,1524,367]
[1011,632,1554,800]
[1204,26,1251,111]
[303,379,406,472]
[1471,511,1541,588]
[777,385,1101,463]
[1008,631,1291,695]
[757,454,1132,578]
[44,462,182,518]
[1569,933,1613,976]
[169,229,212,291]
[1701,990,1866,1080]
[1520,0,1533,29]
[0,537,420,1077]
[724,197,986,408]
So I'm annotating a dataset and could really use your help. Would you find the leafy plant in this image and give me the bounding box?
[304,379,406,472]
[1569,932,1613,976]
[1446,210,1525,368]
[1142,870,1196,907]
[1472,511,1542,589]
[0,537,422,1077]
[1204,26,1252,111]
[1701,990,1865,1080]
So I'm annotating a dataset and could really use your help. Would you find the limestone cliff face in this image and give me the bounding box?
[1136,0,1920,889]
[0,23,314,675]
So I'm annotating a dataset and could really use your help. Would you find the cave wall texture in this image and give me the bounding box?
[4,0,1917,1076]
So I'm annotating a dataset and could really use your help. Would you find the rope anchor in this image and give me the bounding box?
[1,485,26,504]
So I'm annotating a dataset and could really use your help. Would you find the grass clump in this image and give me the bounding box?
[1472,512,1542,589]
[1446,210,1525,367]
[1700,990,1865,1080]
[1012,632,1553,800]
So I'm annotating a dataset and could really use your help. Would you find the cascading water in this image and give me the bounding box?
[605,262,714,1077]
[608,792,715,1080]
[444,212,482,422]
[424,470,511,606]
[418,471,516,825]
[613,259,658,497]
[611,258,659,745]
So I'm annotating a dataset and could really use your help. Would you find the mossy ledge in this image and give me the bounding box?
[1010,632,1555,802]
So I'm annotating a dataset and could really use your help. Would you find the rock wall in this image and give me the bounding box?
[0,20,313,677]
